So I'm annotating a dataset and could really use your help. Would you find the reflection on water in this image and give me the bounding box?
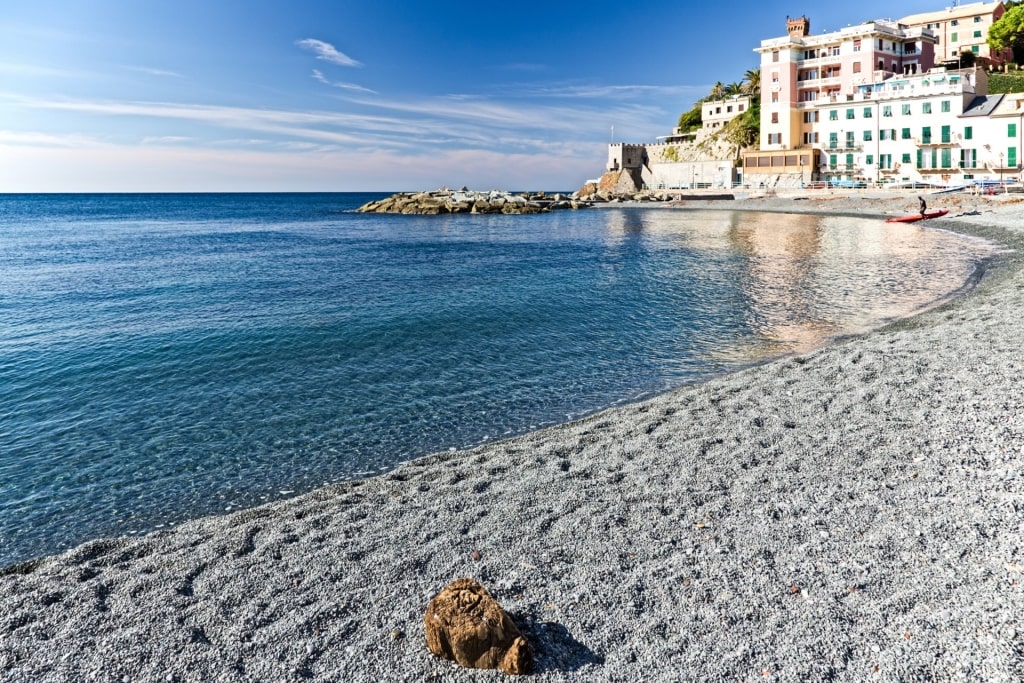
[602,208,993,362]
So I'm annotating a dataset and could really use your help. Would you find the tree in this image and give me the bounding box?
[718,97,760,160]
[677,103,703,134]
[709,81,725,100]
[723,82,744,97]
[988,4,1024,64]
[742,68,761,96]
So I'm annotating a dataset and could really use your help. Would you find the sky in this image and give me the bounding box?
[0,0,956,192]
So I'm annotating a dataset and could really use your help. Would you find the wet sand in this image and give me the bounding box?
[2,195,1023,682]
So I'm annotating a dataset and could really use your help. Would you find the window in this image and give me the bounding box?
[974,30,982,38]
[941,148,952,169]
[771,112,779,123]
[767,133,781,144]
[846,131,856,147]
[902,153,912,163]
[772,51,779,62]
[902,128,912,139]
[879,154,892,169]
[922,126,932,143]
[854,62,862,73]
[866,154,874,164]
[829,154,837,169]
[1010,147,1018,167]
[771,92,779,103]
[951,32,958,42]
[964,126,973,140]
[853,39,862,52]
[846,108,855,120]
[881,129,892,140]
[923,102,932,114]
[864,107,872,118]
[878,60,885,70]
[846,153,854,167]
[739,104,745,112]
[974,16,982,22]
[883,105,892,117]
[941,125,951,143]
[972,45,979,54]
[727,106,733,113]
[961,148,977,168]
[1010,123,1017,138]
[941,100,950,113]
[829,132,838,149]
[829,110,838,121]
[716,107,722,114]
[864,130,872,141]
[951,19,959,26]
[902,104,911,115]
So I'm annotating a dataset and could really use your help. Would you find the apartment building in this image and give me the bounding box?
[815,67,997,185]
[754,16,937,152]
[745,14,1023,187]
[899,1,1012,67]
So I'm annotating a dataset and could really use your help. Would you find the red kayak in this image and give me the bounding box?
[885,209,948,223]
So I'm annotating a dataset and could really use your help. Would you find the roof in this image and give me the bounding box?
[960,94,1005,117]
[900,0,1004,25]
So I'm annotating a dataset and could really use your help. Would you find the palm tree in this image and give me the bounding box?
[709,81,725,100]
[742,68,761,96]
[723,82,744,97]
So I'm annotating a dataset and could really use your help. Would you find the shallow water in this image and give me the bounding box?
[0,193,996,566]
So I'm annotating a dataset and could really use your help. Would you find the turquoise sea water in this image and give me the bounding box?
[0,193,995,566]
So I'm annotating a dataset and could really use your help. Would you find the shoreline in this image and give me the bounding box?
[3,197,1023,681]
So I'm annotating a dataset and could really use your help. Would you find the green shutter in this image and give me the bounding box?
[941,148,951,168]
[1009,123,1017,138]
[964,126,973,140]
[941,125,951,143]
[1010,147,1018,167]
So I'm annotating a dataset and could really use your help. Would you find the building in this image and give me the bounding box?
[899,1,1013,67]
[814,66,996,185]
[744,14,1024,188]
[754,16,937,153]
[605,96,750,189]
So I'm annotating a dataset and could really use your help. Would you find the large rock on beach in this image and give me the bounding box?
[424,578,534,675]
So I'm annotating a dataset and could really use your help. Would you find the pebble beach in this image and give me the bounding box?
[2,193,1023,682]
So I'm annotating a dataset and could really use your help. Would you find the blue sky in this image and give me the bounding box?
[1,0,950,192]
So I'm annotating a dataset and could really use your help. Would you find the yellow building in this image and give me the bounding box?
[899,1,1013,66]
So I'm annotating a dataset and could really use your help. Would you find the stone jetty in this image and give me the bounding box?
[356,189,584,215]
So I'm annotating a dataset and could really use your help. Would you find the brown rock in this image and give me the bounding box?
[424,578,533,675]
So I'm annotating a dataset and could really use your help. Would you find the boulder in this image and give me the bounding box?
[424,578,533,675]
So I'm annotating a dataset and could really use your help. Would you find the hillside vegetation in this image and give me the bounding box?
[988,71,1024,94]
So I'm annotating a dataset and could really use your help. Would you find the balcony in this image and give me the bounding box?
[914,136,959,147]
[826,144,863,153]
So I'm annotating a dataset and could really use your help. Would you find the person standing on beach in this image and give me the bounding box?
[919,195,927,217]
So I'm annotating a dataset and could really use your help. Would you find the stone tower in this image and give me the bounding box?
[787,15,810,38]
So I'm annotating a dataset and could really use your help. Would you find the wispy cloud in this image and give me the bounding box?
[311,69,376,94]
[524,83,706,100]
[296,39,361,67]
[126,66,184,79]
[141,135,191,145]
[0,130,98,147]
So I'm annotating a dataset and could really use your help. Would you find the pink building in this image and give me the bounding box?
[755,16,937,151]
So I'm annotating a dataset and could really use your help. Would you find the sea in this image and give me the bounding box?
[0,192,997,567]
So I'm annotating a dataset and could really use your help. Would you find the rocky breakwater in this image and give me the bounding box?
[356,189,585,215]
